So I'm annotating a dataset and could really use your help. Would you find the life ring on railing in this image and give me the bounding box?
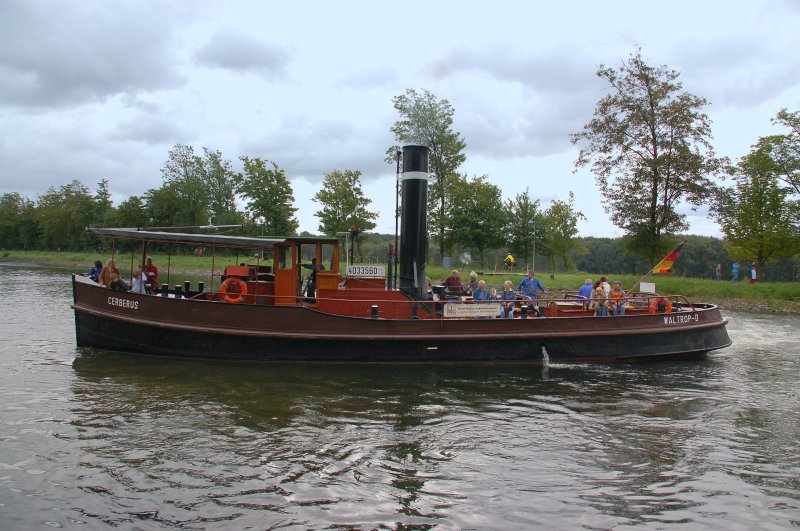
[648,297,672,314]
[219,277,248,304]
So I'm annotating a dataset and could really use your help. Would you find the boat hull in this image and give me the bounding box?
[72,275,731,362]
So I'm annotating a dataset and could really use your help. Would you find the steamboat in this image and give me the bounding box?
[72,146,731,362]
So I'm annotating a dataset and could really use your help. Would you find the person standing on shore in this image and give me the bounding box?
[731,261,740,282]
[750,262,758,283]
[715,263,722,281]
[504,252,515,272]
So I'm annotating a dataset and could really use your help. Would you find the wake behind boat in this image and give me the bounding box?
[72,146,731,362]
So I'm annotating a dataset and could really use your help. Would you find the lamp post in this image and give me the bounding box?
[532,219,536,272]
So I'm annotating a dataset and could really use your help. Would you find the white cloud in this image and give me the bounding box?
[0,0,192,109]
[194,30,292,80]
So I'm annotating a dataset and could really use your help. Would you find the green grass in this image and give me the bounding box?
[4,250,799,313]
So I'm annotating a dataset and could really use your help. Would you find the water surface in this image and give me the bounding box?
[1,265,798,529]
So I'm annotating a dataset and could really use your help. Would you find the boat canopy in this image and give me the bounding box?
[87,227,338,250]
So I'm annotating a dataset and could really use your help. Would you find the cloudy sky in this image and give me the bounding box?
[1,0,799,237]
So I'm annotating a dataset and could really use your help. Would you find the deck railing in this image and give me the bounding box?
[191,287,698,319]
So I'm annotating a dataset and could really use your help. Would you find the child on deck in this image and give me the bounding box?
[501,280,516,319]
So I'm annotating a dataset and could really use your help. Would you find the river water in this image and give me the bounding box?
[1,264,798,529]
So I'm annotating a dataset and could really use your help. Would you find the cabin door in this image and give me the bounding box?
[273,244,297,305]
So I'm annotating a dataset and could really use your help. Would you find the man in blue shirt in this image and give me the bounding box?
[517,270,546,301]
[472,279,491,301]
[577,278,593,309]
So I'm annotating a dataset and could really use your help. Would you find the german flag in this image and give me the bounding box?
[651,240,686,274]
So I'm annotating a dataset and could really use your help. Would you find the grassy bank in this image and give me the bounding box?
[4,250,799,314]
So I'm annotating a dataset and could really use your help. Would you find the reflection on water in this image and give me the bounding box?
[1,264,799,528]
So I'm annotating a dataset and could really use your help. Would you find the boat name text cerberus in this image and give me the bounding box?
[108,297,139,310]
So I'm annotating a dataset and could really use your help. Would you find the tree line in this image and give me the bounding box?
[1,48,798,280]
[0,145,380,254]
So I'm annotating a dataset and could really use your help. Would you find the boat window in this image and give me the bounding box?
[321,243,334,271]
[298,244,314,264]
[277,246,290,270]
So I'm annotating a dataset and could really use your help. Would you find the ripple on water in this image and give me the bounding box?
[1,268,800,528]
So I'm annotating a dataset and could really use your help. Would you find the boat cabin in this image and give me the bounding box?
[89,227,344,307]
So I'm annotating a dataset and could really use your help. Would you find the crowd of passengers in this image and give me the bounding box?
[435,269,629,318]
[87,258,630,317]
[88,257,159,294]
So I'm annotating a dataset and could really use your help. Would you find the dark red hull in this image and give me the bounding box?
[72,275,731,362]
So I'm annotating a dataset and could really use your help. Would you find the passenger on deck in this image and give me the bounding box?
[302,258,321,298]
[610,281,626,316]
[600,275,611,299]
[592,280,608,316]
[501,280,516,319]
[517,270,546,301]
[109,272,128,292]
[142,256,158,292]
[472,280,491,319]
[577,278,593,309]
[98,259,119,287]
[89,260,103,283]
[467,271,479,295]
[443,270,464,295]
[130,266,149,294]
[472,280,490,301]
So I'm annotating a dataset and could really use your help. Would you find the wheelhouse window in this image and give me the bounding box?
[277,245,290,270]
[321,243,334,271]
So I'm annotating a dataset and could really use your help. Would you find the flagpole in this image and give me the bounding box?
[624,240,687,296]
[624,269,656,297]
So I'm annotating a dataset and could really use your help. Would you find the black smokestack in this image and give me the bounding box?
[399,145,429,299]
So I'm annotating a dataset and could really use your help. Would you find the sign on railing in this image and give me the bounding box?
[443,303,502,318]
[346,265,385,277]
[640,282,656,293]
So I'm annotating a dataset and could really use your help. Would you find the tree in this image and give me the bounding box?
[540,192,587,272]
[505,188,543,270]
[767,107,800,196]
[449,174,508,265]
[713,143,800,279]
[36,180,97,250]
[237,157,299,236]
[312,169,377,237]
[572,49,723,265]
[387,89,467,261]
[93,179,113,226]
[159,144,238,226]
[111,196,149,228]
[0,192,37,249]
[160,144,208,225]
[199,148,237,221]
[143,185,183,227]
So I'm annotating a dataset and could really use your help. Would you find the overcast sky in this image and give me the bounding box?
[1,0,799,237]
